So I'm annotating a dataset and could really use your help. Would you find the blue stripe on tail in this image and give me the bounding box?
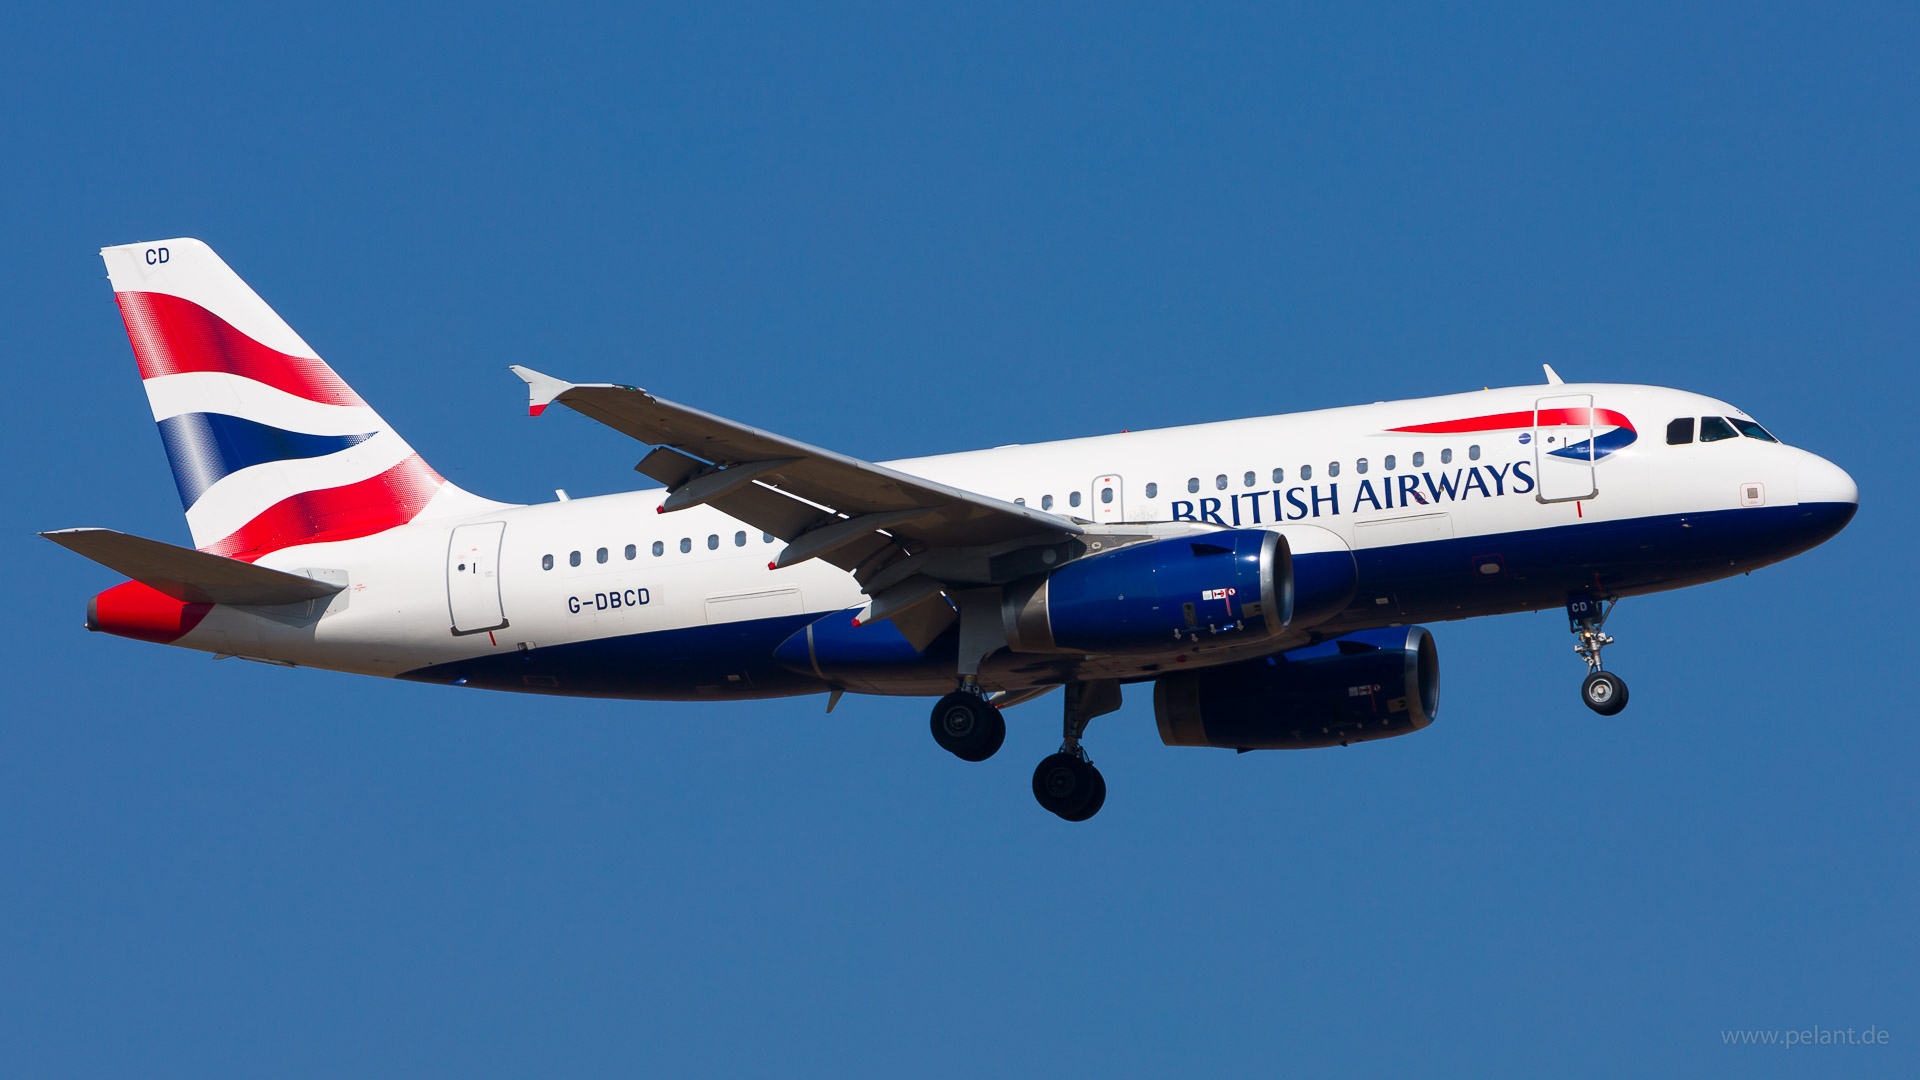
[156,412,376,510]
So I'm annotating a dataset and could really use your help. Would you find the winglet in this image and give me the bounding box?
[510,365,574,417]
[1542,363,1565,385]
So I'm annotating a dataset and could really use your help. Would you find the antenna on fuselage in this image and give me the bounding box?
[1542,363,1566,385]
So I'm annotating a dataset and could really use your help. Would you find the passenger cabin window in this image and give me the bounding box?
[1700,416,1739,443]
[569,551,581,567]
[1667,417,1695,444]
[1243,471,1256,487]
[680,538,692,553]
[1101,487,1113,504]
[1328,461,1340,477]
[1732,418,1778,442]
[653,541,665,556]
[1300,464,1313,481]
[1271,468,1284,483]
[625,544,636,560]
[1440,449,1453,464]
[764,533,775,543]
[596,547,608,564]
[1041,494,1054,510]
[1413,452,1425,468]
[707,534,719,550]
[1384,455,1396,471]
[1070,491,1082,507]
[1214,474,1228,491]
[1468,445,1481,461]
[735,531,747,547]
[1144,482,1158,498]
[542,554,554,570]
[1188,478,1200,493]
[1356,458,1368,474]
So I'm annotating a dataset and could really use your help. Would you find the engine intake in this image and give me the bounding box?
[1002,529,1288,655]
[1153,626,1439,749]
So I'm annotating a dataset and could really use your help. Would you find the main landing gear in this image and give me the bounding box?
[1033,679,1120,822]
[926,677,1120,822]
[1568,592,1628,716]
[929,678,1006,762]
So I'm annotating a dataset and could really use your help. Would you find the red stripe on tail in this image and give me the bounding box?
[201,454,444,561]
[115,291,365,406]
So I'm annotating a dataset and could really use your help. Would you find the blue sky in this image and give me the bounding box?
[3,4,1914,1076]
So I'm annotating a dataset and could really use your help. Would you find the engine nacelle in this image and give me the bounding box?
[1153,626,1439,749]
[1002,529,1288,655]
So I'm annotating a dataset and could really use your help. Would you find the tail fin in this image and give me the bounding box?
[101,239,496,561]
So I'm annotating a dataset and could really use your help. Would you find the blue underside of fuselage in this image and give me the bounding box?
[397,501,1855,701]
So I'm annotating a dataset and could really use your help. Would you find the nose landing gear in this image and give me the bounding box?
[1568,592,1628,716]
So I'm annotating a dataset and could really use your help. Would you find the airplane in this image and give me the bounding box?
[44,238,1859,821]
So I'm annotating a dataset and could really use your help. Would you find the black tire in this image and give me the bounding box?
[1032,752,1098,819]
[1581,670,1628,716]
[930,692,1006,761]
[1058,766,1106,822]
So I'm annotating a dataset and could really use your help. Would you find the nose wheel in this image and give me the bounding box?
[1581,670,1628,715]
[1568,592,1628,715]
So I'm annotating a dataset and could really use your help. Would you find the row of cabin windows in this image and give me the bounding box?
[1666,416,1777,445]
[1021,443,1482,507]
[541,531,778,570]
[1176,447,1477,493]
[1012,445,1481,509]
[1138,447,1479,498]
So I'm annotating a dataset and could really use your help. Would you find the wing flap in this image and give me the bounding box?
[41,528,344,605]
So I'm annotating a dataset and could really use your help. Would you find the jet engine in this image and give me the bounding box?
[999,528,1357,656]
[1153,626,1438,749]
[1000,529,1286,654]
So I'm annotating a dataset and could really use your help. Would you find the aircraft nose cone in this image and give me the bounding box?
[1798,453,1858,506]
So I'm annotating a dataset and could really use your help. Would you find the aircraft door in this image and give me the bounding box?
[1534,394,1598,503]
[1092,475,1123,523]
[447,521,509,635]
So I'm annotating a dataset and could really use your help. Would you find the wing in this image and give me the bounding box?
[512,366,1090,647]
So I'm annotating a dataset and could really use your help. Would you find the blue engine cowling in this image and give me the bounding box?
[1001,529,1288,655]
[1152,626,1438,749]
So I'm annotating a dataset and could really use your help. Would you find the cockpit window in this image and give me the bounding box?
[1699,416,1739,442]
[1731,418,1777,442]
[1666,417,1695,445]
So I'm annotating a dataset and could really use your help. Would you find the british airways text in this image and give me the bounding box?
[1169,461,1536,524]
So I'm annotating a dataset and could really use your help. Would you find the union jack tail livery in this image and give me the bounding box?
[102,239,497,561]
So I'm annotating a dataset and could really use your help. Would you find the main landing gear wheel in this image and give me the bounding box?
[1033,753,1106,821]
[930,691,1006,762]
[1031,680,1121,821]
[1581,671,1629,716]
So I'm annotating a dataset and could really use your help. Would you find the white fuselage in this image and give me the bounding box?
[156,382,1854,699]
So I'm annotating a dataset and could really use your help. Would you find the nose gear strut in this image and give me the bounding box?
[1568,592,1628,716]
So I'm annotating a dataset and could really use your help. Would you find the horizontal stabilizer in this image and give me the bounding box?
[40,528,344,606]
